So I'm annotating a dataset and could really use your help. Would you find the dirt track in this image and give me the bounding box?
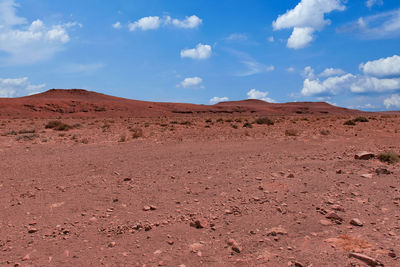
[1,114,400,266]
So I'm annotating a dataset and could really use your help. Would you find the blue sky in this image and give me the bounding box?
[1,0,400,110]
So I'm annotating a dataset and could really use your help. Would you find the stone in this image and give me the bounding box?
[266,227,288,236]
[355,152,375,160]
[326,212,343,224]
[143,206,151,211]
[190,219,207,229]
[349,252,383,266]
[361,174,373,179]
[227,239,242,253]
[376,168,391,175]
[320,219,333,226]
[108,241,116,248]
[350,218,363,227]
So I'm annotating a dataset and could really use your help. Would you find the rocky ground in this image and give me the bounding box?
[0,114,399,266]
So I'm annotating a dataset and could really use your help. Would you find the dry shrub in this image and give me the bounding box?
[353,116,369,122]
[320,129,330,135]
[344,120,356,126]
[131,128,143,138]
[255,117,274,125]
[45,121,72,131]
[243,122,253,128]
[377,151,400,164]
[285,129,298,136]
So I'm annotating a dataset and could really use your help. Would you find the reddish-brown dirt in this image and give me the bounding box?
[1,90,400,266]
[0,89,360,118]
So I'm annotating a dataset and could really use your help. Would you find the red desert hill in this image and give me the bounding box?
[0,89,360,118]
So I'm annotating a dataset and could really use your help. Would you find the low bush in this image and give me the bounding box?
[285,129,298,136]
[243,122,253,128]
[344,120,356,126]
[45,121,72,131]
[354,116,369,123]
[255,117,274,125]
[377,151,400,164]
[131,128,143,138]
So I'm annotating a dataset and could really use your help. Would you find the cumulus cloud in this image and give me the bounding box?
[180,43,212,60]
[112,22,122,29]
[384,94,400,109]
[366,0,383,8]
[129,16,161,31]
[338,9,400,39]
[320,68,345,77]
[127,15,202,31]
[0,77,46,97]
[301,55,400,97]
[178,77,203,88]
[247,89,276,102]
[210,96,229,104]
[0,0,80,64]
[287,27,315,49]
[360,54,400,77]
[302,73,355,96]
[273,0,346,49]
[171,15,202,29]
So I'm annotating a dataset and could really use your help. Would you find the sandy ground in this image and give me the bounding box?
[0,114,400,266]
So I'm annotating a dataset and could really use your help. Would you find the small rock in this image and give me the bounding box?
[331,204,345,212]
[108,241,116,248]
[376,168,391,175]
[320,219,333,226]
[28,228,38,233]
[350,218,363,227]
[224,209,233,214]
[190,219,208,229]
[349,252,383,266]
[326,212,343,224]
[143,206,151,211]
[361,174,373,179]
[355,152,375,160]
[266,227,288,236]
[227,239,242,253]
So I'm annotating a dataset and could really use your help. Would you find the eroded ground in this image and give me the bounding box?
[0,114,399,266]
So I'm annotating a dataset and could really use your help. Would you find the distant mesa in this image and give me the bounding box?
[0,88,363,118]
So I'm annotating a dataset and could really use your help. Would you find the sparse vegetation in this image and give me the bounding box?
[377,151,400,164]
[320,129,330,136]
[231,124,238,129]
[354,116,369,123]
[285,129,298,136]
[344,120,356,126]
[15,133,39,141]
[254,117,274,125]
[243,122,253,128]
[131,127,143,138]
[45,120,72,131]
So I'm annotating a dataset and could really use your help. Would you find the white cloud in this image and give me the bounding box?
[210,96,229,104]
[287,27,315,49]
[126,15,202,31]
[266,65,275,72]
[350,76,400,93]
[268,36,274,42]
[287,67,295,72]
[384,94,400,109]
[112,21,122,29]
[366,0,383,8]
[0,0,80,65]
[180,43,212,60]
[360,54,400,77]
[320,68,345,77]
[178,77,203,88]
[129,16,161,31]
[338,9,400,39]
[0,0,26,26]
[273,0,346,49]
[302,66,315,78]
[247,89,276,102]
[171,15,202,29]
[301,73,355,96]
[0,77,45,97]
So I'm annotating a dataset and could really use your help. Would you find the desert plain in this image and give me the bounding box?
[0,89,400,266]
